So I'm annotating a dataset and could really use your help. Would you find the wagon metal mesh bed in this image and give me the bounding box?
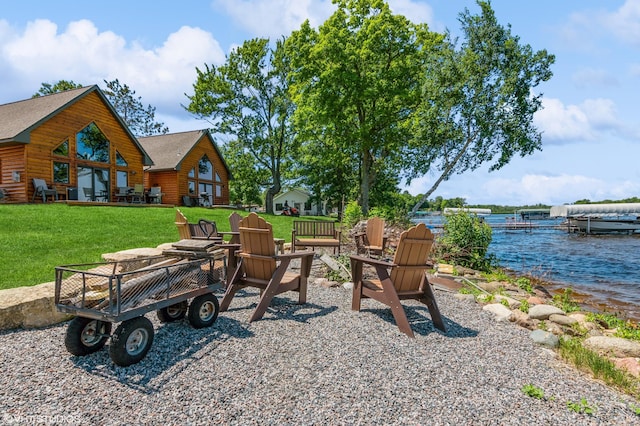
[55,253,225,322]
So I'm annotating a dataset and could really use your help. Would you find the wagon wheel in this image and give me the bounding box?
[157,301,188,323]
[65,317,112,356]
[188,293,219,329]
[109,317,154,367]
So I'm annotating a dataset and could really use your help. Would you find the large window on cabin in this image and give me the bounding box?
[188,154,220,202]
[52,140,70,184]
[76,123,110,163]
[116,170,128,188]
[53,162,69,184]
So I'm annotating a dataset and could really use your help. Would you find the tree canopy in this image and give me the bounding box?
[287,0,443,215]
[186,37,296,214]
[286,0,554,217]
[102,79,169,137]
[407,1,555,214]
[32,80,83,97]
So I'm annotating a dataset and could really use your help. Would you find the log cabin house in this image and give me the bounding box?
[138,129,231,206]
[0,85,152,203]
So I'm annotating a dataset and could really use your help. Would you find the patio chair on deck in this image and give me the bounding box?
[130,184,145,203]
[147,186,163,204]
[32,178,58,203]
[219,212,314,322]
[350,222,446,337]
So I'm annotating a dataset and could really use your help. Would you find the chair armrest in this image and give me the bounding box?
[276,251,314,261]
[349,254,395,268]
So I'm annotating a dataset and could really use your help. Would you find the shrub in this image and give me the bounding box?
[342,200,363,228]
[435,210,494,271]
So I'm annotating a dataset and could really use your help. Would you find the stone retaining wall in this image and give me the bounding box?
[0,246,169,331]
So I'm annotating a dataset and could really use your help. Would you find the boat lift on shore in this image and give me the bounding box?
[550,203,640,234]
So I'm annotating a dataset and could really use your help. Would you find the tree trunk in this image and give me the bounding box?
[361,150,371,216]
[409,136,475,216]
[265,173,281,215]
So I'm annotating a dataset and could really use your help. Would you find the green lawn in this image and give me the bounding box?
[0,204,333,290]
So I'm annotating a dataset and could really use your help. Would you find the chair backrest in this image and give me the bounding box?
[149,186,161,195]
[197,219,219,239]
[293,220,336,237]
[390,223,434,292]
[239,213,276,281]
[366,216,385,247]
[175,209,191,239]
[228,212,242,233]
[133,184,144,194]
[82,187,92,197]
[116,186,129,195]
[33,178,48,191]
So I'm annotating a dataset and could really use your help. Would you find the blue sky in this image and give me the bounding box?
[1,0,639,206]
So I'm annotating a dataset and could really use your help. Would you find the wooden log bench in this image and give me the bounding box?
[291,220,342,254]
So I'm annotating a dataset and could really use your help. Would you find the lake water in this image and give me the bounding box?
[414,214,640,320]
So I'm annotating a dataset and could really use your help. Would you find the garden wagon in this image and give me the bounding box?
[55,250,225,366]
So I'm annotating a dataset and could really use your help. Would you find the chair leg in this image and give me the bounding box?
[297,276,307,304]
[421,279,446,333]
[249,264,288,322]
[378,274,415,338]
[219,260,244,312]
[219,285,240,312]
[350,259,363,311]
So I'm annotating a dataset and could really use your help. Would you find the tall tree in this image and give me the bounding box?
[33,80,83,97]
[407,1,555,215]
[103,79,169,137]
[287,0,444,215]
[220,139,268,206]
[185,38,296,214]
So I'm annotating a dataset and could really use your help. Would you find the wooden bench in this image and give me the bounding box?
[292,220,341,254]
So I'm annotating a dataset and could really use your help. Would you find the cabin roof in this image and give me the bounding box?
[550,203,640,217]
[138,129,231,176]
[0,85,153,165]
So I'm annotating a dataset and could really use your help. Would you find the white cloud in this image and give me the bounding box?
[387,0,435,26]
[534,97,629,143]
[534,98,592,143]
[482,173,640,205]
[0,19,224,118]
[213,0,434,38]
[604,0,640,46]
[213,0,334,38]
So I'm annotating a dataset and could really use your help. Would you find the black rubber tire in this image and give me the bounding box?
[156,301,188,323]
[187,293,220,329]
[64,317,112,356]
[108,317,154,367]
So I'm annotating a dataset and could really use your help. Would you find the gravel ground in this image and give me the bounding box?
[1,274,639,425]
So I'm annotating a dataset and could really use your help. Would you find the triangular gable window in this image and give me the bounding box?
[215,172,222,182]
[198,155,213,180]
[116,151,128,167]
[76,122,110,163]
[53,140,69,156]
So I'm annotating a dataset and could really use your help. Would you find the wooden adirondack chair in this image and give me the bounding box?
[222,211,242,244]
[354,216,387,257]
[350,222,446,337]
[219,212,314,322]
